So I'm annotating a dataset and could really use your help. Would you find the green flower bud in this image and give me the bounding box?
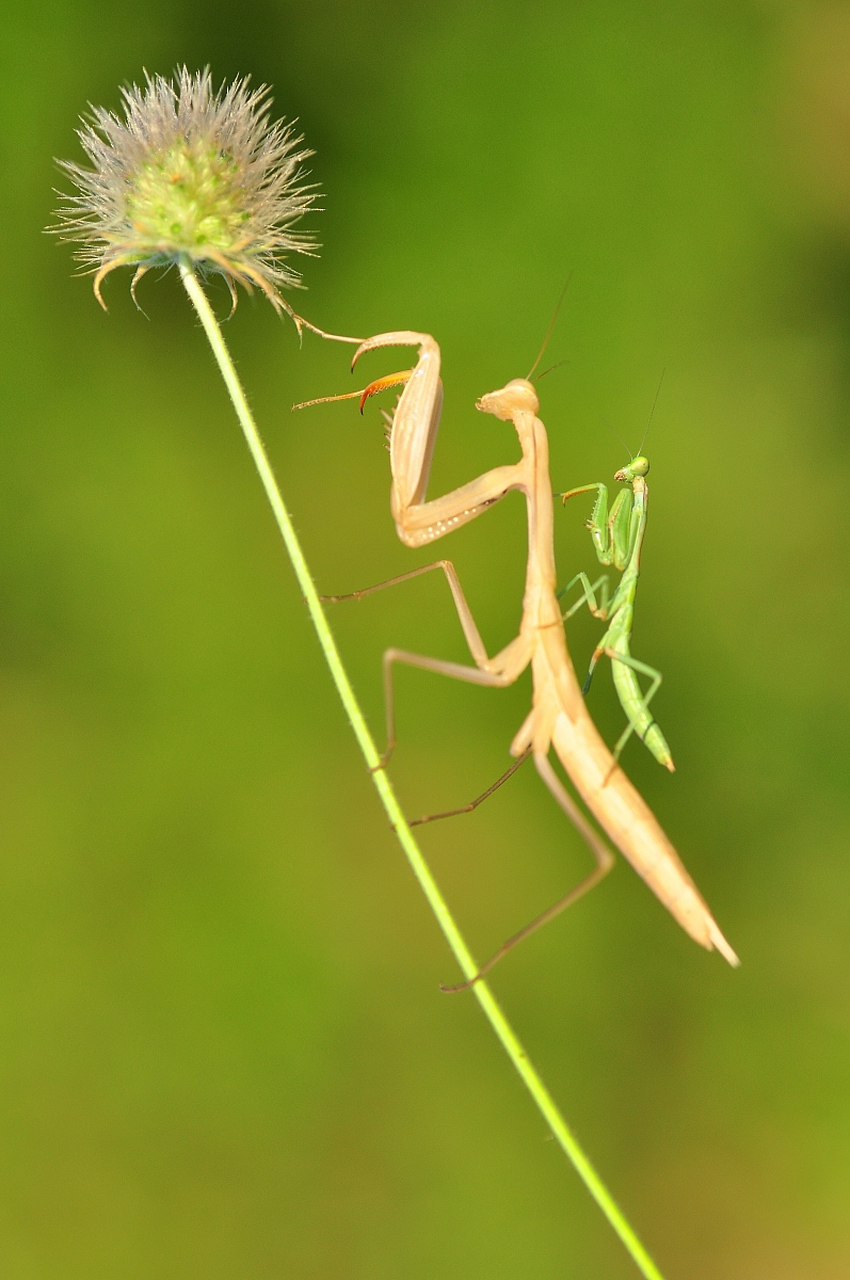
[51,67,318,315]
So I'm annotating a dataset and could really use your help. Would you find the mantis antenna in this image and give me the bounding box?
[531,357,569,386]
[637,367,665,459]
[603,416,633,460]
[526,273,572,381]
[602,369,665,462]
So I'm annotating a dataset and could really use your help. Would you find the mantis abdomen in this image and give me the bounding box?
[609,633,674,770]
[550,710,735,962]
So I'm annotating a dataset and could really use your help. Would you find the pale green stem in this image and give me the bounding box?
[178,261,667,1280]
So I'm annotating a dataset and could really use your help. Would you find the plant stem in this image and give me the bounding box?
[179,261,668,1280]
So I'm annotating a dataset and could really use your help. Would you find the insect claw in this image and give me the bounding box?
[358,370,413,413]
[439,972,483,994]
[291,387,365,412]
[370,744,394,772]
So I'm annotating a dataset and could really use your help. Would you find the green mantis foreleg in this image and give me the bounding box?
[556,457,674,773]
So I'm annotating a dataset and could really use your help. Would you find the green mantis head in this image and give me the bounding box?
[614,455,649,484]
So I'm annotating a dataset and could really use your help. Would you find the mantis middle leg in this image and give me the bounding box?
[558,571,612,622]
[321,556,532,763]
[379,644,522,766]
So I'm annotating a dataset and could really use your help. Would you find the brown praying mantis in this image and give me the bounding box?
[296,330,738,984]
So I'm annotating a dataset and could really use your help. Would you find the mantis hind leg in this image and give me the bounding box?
[606,649,673,772]
[409,748,532,826]
[440,752,614,993]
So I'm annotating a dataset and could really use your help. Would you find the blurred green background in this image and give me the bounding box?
[2,1,849,1276]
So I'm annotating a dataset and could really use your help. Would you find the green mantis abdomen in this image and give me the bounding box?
[609,634,673,771]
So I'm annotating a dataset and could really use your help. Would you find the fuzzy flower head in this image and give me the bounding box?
[53,67,319,314]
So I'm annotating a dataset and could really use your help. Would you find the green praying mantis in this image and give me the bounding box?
[557,450,674,774]
[295,329,737,984]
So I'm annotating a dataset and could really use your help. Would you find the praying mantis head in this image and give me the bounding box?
[614,455,650,484]
[476,378,539,422]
